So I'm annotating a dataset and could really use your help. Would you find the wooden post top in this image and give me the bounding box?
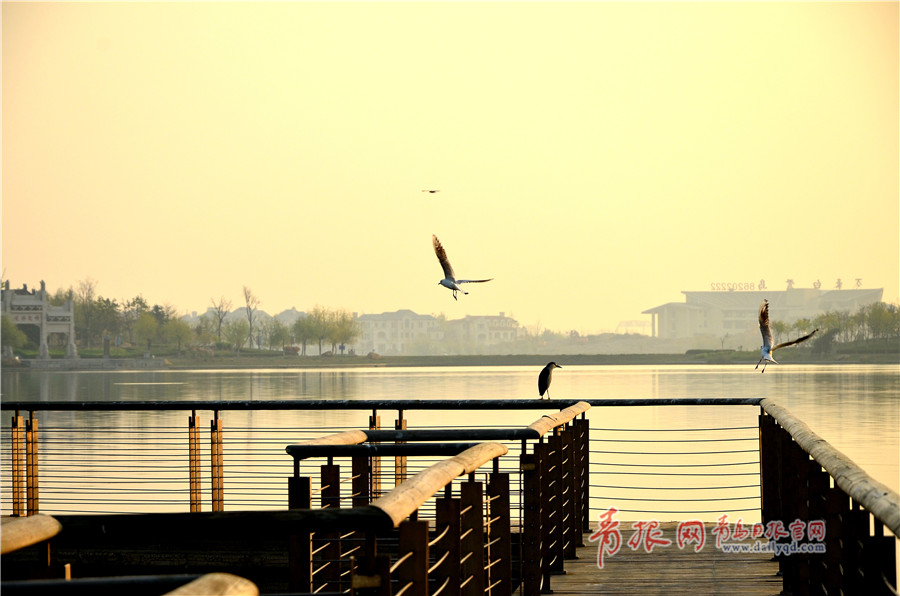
[0,514,62,555]
[371,442,508,527]
[293,429,368,446]
[527,401,591,437]
[163,572,259,596]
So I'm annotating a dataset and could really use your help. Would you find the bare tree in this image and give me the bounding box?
[243,286,260,349]
[163,318,193,354]
[292,315,314,356]
[330,309,360,354]
[308,305,330,355]
[123,295,149,343]
[223,319,249,352]
[210,297,232,342]
[74,278,98,348]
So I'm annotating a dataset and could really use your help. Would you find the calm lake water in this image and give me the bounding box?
[1,364,897,522]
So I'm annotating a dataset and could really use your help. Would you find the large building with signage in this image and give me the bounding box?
[642,285,884,340]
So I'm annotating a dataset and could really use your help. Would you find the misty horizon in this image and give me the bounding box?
[3,2,897,334]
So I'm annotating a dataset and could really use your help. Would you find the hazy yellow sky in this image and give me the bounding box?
[3,1,897,333]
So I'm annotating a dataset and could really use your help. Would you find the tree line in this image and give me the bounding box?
[1,276,896,356]
[198,298,359,355]
[768,301,899,344]
[1,279,360,356]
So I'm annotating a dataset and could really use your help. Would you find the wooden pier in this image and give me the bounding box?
[552,525,780,595]
[2,398,897,595]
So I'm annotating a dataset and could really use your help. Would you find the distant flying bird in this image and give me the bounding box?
[538,362,562,400]
[432,235,493,300]
[756,299,818,373]
[422,189,440,193]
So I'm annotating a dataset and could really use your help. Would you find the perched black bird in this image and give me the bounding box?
[538,362,562,400]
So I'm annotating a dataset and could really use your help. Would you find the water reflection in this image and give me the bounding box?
[2,365,897,505]
[1,369,362,402]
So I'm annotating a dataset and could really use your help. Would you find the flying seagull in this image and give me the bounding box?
[432,234,493,300]
[756,299,818,373]
[538,362,562,400]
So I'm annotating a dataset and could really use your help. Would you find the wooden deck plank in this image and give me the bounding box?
[549,524,782,595]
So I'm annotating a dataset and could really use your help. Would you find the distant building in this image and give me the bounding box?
[352,310,520,355]
[2,280,78,358]
[643,286,884,340]
[354,309,443,355]
[446,312,520,345]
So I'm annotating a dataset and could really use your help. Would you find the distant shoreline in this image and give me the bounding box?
[7,350,898,371]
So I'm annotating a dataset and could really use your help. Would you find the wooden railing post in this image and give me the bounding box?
[319,462,342,592]
[521,442,545,595]
[433,495,462,596]
[460,477,485,595]
[776,426,796,591]
[395,410,407,487]
[396,519,430,596]
[806,461,830,591]
[210,411,224,512]
[26,412,39,516]
[11,413,25,517]
[288,474,313,592]
[369,410,381,498]
[862,518,897,594]
[821,485,846,592]
[780,431,812,594]
[353,455,371,507]
[351,540,391,596]
[843,499,869,591]
[575,416,590,536]
[349,453,371,588]
[759,412,782,526]
[188,410,201,512]
[561,424,577,559]
[547,432,565,574]
[487,470,512,596]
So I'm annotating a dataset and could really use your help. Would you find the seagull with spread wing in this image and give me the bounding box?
[756,299,818,372]
[432,235,493,300]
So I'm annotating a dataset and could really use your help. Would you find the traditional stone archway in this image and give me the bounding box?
[2,280,78,359]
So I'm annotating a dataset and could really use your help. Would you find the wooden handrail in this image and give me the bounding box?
[527,401,591,437]
[371,442,508,527]
[363,428,539,441]
[0,514,62,555]
[163,573,258,596]
[292,402,592,450]
[295,430,368,446]
[761,398,900,537]
[0,397,761,411]
[287,443,484,459]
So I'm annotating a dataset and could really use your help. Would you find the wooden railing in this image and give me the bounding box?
[760,398,898,595]
[283,401,591,594]
[2,398,745,515]
[1,401,591,595]
[2,398,897,595]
